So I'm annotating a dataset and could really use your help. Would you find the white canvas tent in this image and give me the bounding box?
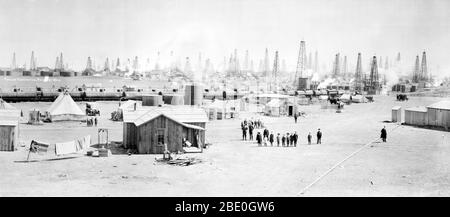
[119,100,138,111]
[352,95,367,103]
[265,99,283,116]
[339,94,352,103]
[0,99,18,110]
[47,93,86,121]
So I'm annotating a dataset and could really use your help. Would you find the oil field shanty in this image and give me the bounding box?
[0,0,450,197]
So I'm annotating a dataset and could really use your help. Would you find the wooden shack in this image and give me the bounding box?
[0,107,20,152]
[404,107,428,126]
[426,101,450,130]
[391,106,403,123]
[123,106,208,154]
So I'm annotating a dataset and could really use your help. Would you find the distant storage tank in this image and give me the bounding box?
[142,95,163,106]
[184,83,203,106]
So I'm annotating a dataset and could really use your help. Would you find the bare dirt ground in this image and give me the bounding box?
[1,95,449,196]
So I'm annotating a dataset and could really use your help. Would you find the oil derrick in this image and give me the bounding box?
[169,51,175,73]
[133,56,139,72]
[294,41,306,86]
[55,57,60,70]
[234,49,241,76]
[369,56,380,93]
[197,52,203,73]
[86,57,93,69]
[342,55,347,76]
[314,51,318,73]
[154,52,161,71]
[228,55,233,73]
[271,51,279,92]
[332,53,340,78]
[264,48,270,77]
[354,53,363,92]
[420,51,427,82]
[396,52,401,66]
[184,57,192,74]
[385,57,389,70]
[244,50,249,71]
[30,51,36,70]
[59,53,64,70]
[258,59,263,74]
[222,57,227,73]
[308,52,312,69]
[204,58,211,82]
[413,55,420,83]
[104,58,110,72]
[115,58,120,71]
[11,52,17,69]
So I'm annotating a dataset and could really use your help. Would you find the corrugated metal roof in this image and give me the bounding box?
[427,101,450,110]
[123,105,208,126]
[405,106,428,112]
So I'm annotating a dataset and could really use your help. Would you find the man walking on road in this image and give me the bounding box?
[294,113,298,123]
[381,126,387,142]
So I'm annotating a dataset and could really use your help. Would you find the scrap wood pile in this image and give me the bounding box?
[155,157,203,166]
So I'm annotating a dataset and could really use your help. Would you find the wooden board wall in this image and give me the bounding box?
[0,126,15,151]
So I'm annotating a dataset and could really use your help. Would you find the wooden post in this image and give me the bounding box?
[26,140,33,162]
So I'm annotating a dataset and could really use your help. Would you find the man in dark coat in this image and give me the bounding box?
[248,124,254,141]
[242,124,248,140]
[317,129,322,144]
[307,132,312,145]
[256,132,262,146]
[281,134,286,147]
[381,126,387,142]
[294,113,298,123]
[269,132,274,146]
[286,133,290,147]
[263,129,269,139]
[276,133,281,147]
[293,132,298,147]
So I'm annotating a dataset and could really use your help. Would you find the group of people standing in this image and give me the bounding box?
[240,118,324,146]
[240,119,264,141]
[86,117,98,127]
[255,130,299,147]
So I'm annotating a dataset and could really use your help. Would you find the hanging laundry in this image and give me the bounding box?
[55,141,77,155]
[76,135,91,151]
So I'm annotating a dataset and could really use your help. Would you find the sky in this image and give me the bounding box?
[0,0,449,77]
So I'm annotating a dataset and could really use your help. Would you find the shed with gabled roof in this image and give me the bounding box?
[123,105,208,154]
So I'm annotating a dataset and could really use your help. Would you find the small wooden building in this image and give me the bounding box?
[0,106,20,151]
[123,106,208,154]
[404,107,428,126]
[426,101,450,130]
[392,106,403,123]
